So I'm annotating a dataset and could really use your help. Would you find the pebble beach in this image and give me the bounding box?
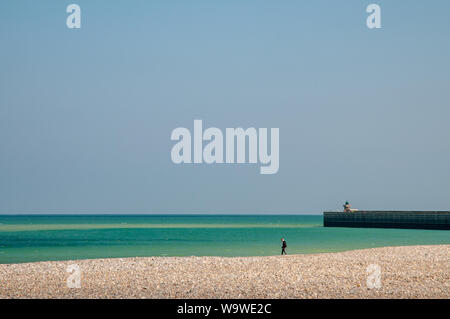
[0,245,448,299]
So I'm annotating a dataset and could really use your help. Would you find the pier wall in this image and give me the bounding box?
[323,211,450,230]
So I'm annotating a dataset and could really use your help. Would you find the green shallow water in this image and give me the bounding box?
[0,215,448,264]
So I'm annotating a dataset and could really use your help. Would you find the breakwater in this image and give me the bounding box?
[323,211,450,230]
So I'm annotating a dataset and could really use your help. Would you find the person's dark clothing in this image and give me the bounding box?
[281,240,287,255]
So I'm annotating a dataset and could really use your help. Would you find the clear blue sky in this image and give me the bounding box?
[1,1,449,214]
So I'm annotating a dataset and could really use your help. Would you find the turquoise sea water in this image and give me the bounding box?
[0,215,449,264]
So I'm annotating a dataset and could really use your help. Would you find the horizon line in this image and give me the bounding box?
[0,212,325,216]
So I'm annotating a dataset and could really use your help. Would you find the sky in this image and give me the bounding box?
[0,0,449,214]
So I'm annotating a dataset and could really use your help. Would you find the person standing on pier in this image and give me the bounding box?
[343,201,358,213]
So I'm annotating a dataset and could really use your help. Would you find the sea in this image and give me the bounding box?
[0,214,449,264]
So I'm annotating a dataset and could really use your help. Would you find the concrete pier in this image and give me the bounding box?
[323,211,450,230]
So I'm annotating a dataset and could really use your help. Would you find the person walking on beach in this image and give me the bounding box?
[281,238,287,255]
